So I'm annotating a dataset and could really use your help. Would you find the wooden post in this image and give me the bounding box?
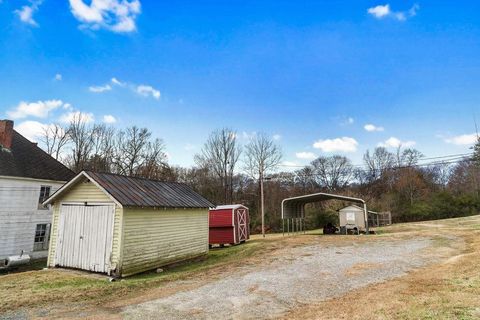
[260,170,265,238]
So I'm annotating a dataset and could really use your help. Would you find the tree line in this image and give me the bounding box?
[41,113,480,233]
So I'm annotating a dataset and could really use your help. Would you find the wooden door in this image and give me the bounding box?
[55,204,114,273]
[237,208,248,242]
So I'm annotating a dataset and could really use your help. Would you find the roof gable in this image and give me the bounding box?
[0,131,74,181]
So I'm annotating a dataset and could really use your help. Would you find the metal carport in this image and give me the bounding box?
[281,193,369,235]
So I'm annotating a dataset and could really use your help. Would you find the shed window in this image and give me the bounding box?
[38,186,51,209]
[33,223,51,251]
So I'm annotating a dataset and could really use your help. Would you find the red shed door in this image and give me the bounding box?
[237,208,248,242]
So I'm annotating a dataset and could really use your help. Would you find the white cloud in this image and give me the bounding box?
[59,111,94,124]
[7,100,64,119]
[111,77,125,86]
[54,73,62,81]
[15,0,42,26]
[296,152,317,160]
[136,85,160,99]
[367,3,419,21]
[272,134,281,141]
[368,4,391,18]
[89,84,112,93]
[378,137,416,148]
[313,137,358,153]
[69,0,141,33]
[102,114,116,124]
[364,124,384,132]
[347,117,354,124]
[14,120,51,142]
[444,133,478,146]
[281,161,298,167]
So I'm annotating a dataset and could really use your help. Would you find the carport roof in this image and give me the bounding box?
[281,192,366,219]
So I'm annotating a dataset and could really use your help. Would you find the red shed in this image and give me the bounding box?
[209,205,250,246]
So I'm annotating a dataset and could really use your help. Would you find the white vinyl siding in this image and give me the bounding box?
[0,177,63,259]
[121,208,209,276]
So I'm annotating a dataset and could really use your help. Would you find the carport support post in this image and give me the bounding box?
[363,203,369,234]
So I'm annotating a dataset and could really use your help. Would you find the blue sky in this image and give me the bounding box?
[1,1,480,168]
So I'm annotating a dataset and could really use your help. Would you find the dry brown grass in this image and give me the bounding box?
[283,216,480,320]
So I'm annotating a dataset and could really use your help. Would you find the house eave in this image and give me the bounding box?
[0,175,68,184]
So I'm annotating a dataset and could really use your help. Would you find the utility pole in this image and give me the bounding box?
[260,169,265,238]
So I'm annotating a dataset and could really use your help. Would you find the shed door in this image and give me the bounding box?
[55,204,115,273]
[237,208,248,242]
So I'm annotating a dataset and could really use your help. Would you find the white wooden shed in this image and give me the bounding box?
[44,171,213,277]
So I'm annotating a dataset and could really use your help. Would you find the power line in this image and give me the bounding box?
[276,152,473,170]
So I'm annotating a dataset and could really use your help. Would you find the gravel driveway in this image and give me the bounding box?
[122,238,434,320]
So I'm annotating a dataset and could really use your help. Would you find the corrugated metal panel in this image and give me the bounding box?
[120,208,208,276]
[86,171,214,209]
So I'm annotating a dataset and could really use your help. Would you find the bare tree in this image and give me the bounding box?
[84,124,116,172]
[113,126,167,178]
[363,147,394,181]
[294,166,316,193]
[67,113,95,172]
[40,124,69,160]
[311,155,353,191]
[397,148,423,167]
[244,133,282,237]
[195,128,241,204]
[137,138,169,179]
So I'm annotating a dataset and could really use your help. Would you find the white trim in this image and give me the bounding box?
[43,171,123,208]
[60,201,115,206]
[0,175,67,184]
[232,208,236,244]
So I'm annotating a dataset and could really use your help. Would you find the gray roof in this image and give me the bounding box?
[214,204,247,210]
[281,192,366,219]
[0,131,75,181]
[85,171,214,208]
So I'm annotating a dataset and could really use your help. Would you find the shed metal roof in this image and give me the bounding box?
[339,205,377,214]
[46,171,214,209]
[213,204,247,210]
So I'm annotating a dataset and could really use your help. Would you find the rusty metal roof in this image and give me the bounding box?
[85,171,214,208]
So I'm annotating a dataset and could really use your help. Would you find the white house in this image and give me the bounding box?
[0,120,74,262]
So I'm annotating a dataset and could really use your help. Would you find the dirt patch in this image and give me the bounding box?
[344,262,384,277]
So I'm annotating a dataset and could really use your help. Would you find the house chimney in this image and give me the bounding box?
[0,120,14,149]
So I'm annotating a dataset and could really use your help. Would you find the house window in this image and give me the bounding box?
[38,186,51,209]
[33,223,50,251]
